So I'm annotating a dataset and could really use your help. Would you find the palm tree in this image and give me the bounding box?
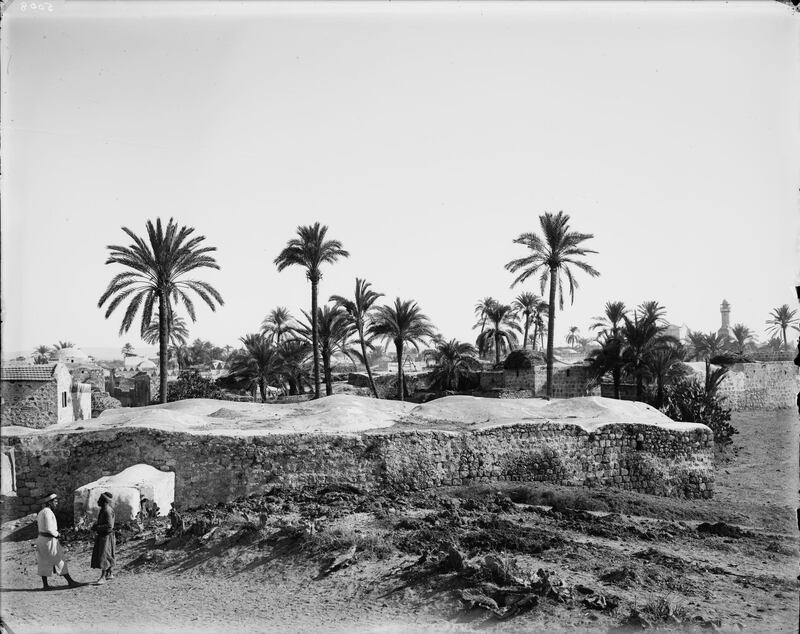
[588,336,625,399]
[369,298,436,401]
[590,301,628,340]
[331,278,384,398]
[261,307,295,346]
[274,223,349,399]
[121,342,135,357]
[277,339,312,395]
[639,300,668,325]
[53,341,75,351]
[686,330,708,361]
[512,292,544,351]
[98,218,224,403]
[142,314,189,348]
[423,338,481,392]
[473,297,498,358]
[619,308,675,400]
[475,302,522,365]
[565,326,581,349]
[506,211,599,398]
[730,323,753,354]
[647,341,687,407]
[228,334,280,402]
[766,304,798,349]
[33,345,51,364]
[297,305,359,396]
[702,331,730,358]
[532,301,549,351]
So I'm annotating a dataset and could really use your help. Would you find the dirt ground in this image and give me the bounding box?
[1,410,798,634]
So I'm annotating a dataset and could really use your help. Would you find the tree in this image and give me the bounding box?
[121,343,135,357]
[473,297,498,357]
[765,304,798,349]
[565,326,581,349]
[512,292,544,351]
[588,336,625,399]
[369,298,436,401]
[261,307,295,346]
[276,339,312,395]
[590,301,628,340]
[52,341,75,352]
[701,332,730,358]
[506,211,599,398]
[646,341,687,408]
[686,330,709,361]
[228,334,281,402]
[331,278,384,398]
[297,305,359,396]
[730,323,754,354]
[616,302,680,401]
[98,218,224,403]
[141,315,189,348]
[33,345,51,364]
[423,338,481,392]
[274,223,349,399]
[475,302,521,365]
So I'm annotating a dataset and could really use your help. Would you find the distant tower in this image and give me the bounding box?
[718,300,731,338]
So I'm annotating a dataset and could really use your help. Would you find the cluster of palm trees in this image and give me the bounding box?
[31,341,75,364]
[97,212,602,403]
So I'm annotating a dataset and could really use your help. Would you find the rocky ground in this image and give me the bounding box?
[1,410,797,634]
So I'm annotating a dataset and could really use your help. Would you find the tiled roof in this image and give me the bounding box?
[1,363,57,381]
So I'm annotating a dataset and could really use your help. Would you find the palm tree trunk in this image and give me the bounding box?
[323,348,333,396]
[259,377,267,403]
[635,374,644,401]
[310,277,321,399]
[523,318,530,351]
[612,367,621,400]
[532,320,539,351]
[158,292,169,404]
[396,341,404,401]
[494,329,501,365]
[360,326,379,398]
[545,267,557,399]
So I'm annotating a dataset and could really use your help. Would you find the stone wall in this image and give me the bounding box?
[716,362,798,411]
[504,368,535,391]
[1,381,59,428]
[1,419,714,522]
[68,365,105,391]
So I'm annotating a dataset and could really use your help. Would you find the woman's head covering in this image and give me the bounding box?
[39,493,58,505]
[98,491,113,505]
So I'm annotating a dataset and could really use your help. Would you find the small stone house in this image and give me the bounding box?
[1,363,77,428]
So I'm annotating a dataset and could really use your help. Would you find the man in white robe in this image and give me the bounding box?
[36,493,79,589]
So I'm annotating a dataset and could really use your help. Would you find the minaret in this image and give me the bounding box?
[718,300,731,338]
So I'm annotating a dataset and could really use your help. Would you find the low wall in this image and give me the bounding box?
[716,362,798,411]
[1,419,714,522]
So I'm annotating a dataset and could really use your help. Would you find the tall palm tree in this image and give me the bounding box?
[532,301,549,351]
[590,301,628,340]
[98,218,224,403]
[765,304,798,349]
[730,323,753,354]
[506,211,599,398]
[228,334,280,402]
[638,300,668,324]
[297,306,359,396]
[274,223,349,399]
[475,302,522,365]
[261,307,295,346]
[512,292,544,350]
[369,298,436,401]
[565,326,581,349]
[423,338,481,392]
[331,278,384,398]
[473,297,498,358]
[686,330,709,361]
[588,336,625,399]
[33,345,51,364]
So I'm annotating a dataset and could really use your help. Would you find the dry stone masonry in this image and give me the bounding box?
[0,395,714,521]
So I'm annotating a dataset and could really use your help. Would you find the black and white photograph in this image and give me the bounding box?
[1,1,798,632]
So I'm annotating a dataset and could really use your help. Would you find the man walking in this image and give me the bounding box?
[36,493,79,590]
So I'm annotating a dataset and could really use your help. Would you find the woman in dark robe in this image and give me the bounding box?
[91,492,116,584]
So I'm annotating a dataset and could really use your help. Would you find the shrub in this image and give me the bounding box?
[166,370,226,401]
[709,352,752,366]
[660,379,737,446]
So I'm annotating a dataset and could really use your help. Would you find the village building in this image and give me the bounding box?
[0,363,90,428]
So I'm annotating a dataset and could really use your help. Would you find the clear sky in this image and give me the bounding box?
[2,1,798,358]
